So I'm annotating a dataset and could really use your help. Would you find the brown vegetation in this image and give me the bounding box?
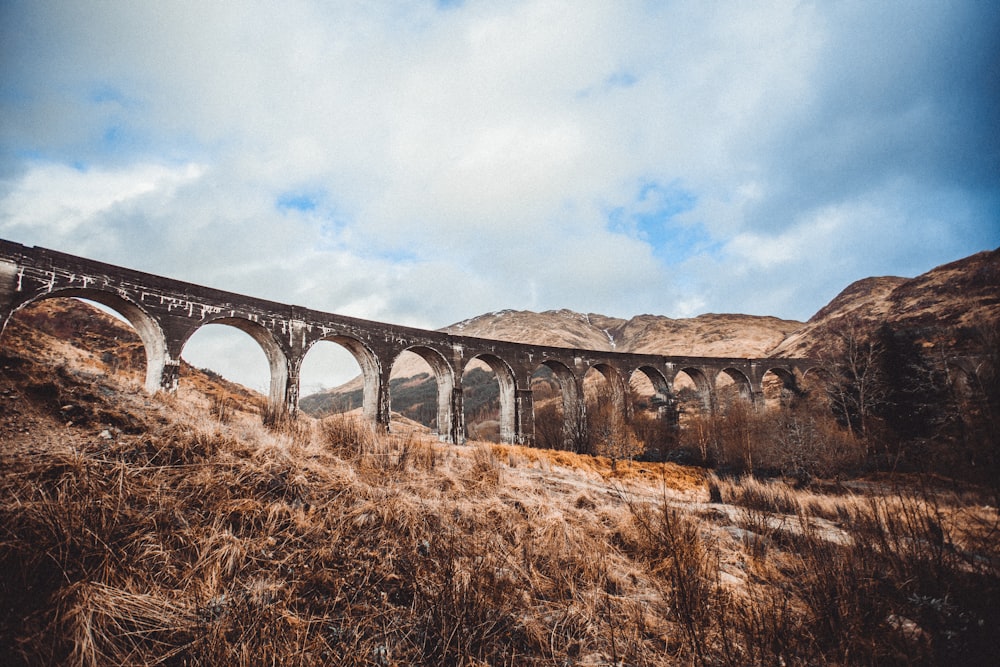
[2,301,999,665]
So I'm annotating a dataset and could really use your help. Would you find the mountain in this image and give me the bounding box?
[446,309,803,357]
[770,249,1000,358]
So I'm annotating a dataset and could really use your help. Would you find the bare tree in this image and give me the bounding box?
[587,386,643,467]
[532,400,566,451]
[941,324,1000,488]
[818,317,887,443]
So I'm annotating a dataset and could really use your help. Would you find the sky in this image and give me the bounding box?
[1,1,998,393]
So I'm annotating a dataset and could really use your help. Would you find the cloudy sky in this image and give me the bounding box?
[2,1,998,391]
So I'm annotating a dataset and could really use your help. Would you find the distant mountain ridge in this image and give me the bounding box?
[444,309,802,357]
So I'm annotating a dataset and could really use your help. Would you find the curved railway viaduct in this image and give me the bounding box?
[0,239,817,448]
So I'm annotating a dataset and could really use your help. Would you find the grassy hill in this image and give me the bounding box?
[0,298,998,664]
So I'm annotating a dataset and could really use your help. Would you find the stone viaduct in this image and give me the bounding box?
[0,239,817,448]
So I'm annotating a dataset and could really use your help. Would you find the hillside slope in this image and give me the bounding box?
[446,309,803,357]
[1,289,997,665]
[771,249,1000,357]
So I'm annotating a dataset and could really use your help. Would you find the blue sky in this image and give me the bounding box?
[1,1,998,391]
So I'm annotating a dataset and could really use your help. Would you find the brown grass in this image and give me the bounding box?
[1,314,999,665]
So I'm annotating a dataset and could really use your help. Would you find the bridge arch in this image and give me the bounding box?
[181,316,289,415]
[759,366,798,407]
[533,359,584,451]
[800,365,831,390]
[716,367,753,409]
[462,353,517,444]
[585,362,628,409]
[300,334,381,424]
[582,362,632,456]
[800,365,824,380]
[5,287,168,394]
[674,366,715,415]
[760,365,796,386]
[628,365,675,419]
[630,365,671,398]
[394,345,455,440]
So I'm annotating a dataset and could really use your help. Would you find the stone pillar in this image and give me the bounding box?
[157,317,195,396]
[0,260,19,334]
[702,382,718,416]
[284,363,301,417]
[375,365,393,434]
[655,391,680,428]
[159,360,180,393]
[283,323,309,419]
[514,389,534,446]
[449,386,466,444]
[568,378,588,453]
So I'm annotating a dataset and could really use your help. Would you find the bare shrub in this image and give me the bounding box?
[586,391,643,465]
[209,392,234,423]
[467,444,502,489]
[532,399,565,451]
[629,408,678,460]
[763,405,865,480]
[681,401,865,479]
[714,474,802,516]
[618,492,722,664]
[395,433,437,472]
[708,475,1000,664]
[410,530,528,664]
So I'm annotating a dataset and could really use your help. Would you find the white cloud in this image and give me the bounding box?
[0,162,203,237]
[1,0,997,389]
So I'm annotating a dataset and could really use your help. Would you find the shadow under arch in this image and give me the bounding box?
[181,316,289,413]
[465,353,517,443]
[301,334,381,424]
[4,288,167,394]
[395,345,455,440]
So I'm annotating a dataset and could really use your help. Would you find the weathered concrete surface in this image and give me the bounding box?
[0,239,817,447]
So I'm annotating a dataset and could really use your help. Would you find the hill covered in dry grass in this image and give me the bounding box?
[771,248,1000,358]
[1,298,999,665]
[445,309,803,357]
